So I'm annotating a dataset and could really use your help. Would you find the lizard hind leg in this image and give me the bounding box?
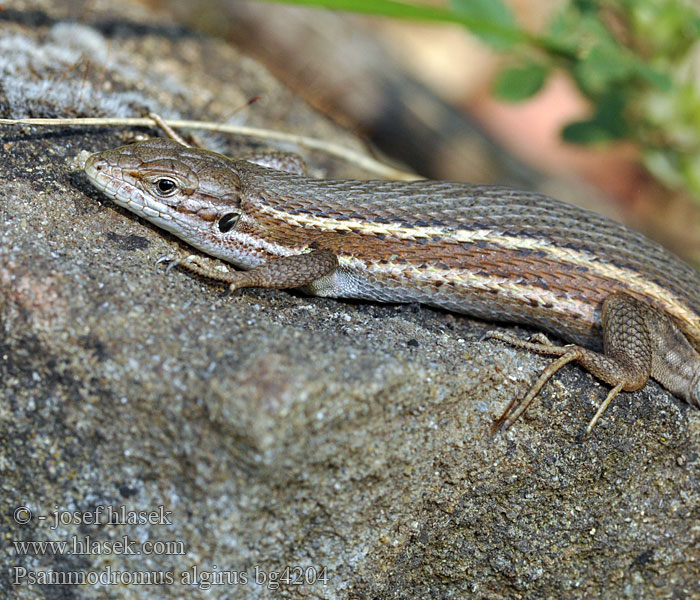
[489,346,582,434]
[487,292,657,434]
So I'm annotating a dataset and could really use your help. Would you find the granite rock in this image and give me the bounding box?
[1,2,698,599]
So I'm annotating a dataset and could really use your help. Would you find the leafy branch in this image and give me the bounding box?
[256,0,700,198]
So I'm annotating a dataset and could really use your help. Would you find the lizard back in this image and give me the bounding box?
[237,163,700,349]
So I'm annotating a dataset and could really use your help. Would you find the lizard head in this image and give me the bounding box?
[84,138,262,267]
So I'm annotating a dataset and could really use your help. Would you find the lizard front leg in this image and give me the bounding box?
[170,250,339,291]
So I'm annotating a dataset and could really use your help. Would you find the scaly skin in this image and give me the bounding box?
[84,138,700,432]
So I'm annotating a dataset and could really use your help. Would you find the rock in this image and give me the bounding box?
[1,2,698,599]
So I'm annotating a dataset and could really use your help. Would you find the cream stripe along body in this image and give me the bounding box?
[226,150,700,351]
[84,138,700,429]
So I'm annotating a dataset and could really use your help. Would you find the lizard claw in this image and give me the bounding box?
[529,332,553,345]
[157,254,200,274]
[479,330,501,343]
[156,255,180,273]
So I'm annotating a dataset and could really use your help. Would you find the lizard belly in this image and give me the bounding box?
[303,262,603,349]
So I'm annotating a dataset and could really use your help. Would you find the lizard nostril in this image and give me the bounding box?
[85,155,107,174]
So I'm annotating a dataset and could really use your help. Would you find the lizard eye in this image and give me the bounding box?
[218,212,240,233]
[154,178,177,196]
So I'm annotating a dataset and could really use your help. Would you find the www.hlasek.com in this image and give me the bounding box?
[13,534,185,556]
[12,565,330,590]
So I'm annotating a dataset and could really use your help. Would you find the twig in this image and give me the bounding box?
[0,116,420,181]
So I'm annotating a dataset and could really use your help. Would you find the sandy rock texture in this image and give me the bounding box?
[1,2,698,599]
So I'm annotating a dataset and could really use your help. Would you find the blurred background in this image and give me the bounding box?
[131,0,700,262]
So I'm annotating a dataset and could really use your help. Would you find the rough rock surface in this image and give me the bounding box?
[1,2,698,599]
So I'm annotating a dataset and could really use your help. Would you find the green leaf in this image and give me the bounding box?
[562,90,628,144]
[494,63,549,102]
[253,0,532,47]
[572,0,599,14]
[633,62,671,91]
[451,0,517,47]
[562,120,616,144]
[574,44,634,97]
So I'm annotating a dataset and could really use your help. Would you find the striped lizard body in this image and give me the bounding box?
[84,138,700,433]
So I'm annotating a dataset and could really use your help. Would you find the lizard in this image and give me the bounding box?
[83,137,700,434]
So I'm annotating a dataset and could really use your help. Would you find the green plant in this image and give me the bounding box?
[257,0,700,197]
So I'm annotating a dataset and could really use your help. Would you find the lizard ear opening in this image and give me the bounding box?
[218,212,240,233]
